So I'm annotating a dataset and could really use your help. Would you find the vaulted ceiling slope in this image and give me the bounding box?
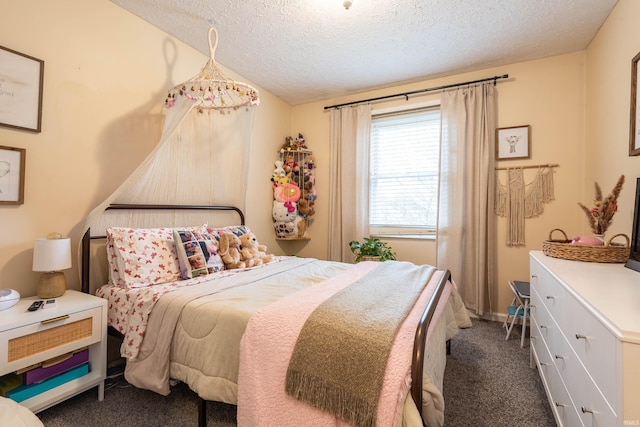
[111,0,617,105]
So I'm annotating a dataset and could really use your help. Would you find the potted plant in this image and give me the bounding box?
[348,237,397,262]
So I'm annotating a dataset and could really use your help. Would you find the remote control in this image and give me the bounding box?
[27,300,44,311]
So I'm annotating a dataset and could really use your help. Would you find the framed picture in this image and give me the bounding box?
[629,51,640,156]
[496,125,531,160]
[0,145,25,205]
[0,45,44,132]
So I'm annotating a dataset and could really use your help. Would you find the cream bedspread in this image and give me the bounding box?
[123,257,350,401]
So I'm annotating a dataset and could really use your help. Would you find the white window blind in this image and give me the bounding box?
[369,107,440,235]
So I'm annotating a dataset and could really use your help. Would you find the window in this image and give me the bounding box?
[369,106,440,236]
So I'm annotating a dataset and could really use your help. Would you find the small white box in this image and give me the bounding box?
[43,299,57,309]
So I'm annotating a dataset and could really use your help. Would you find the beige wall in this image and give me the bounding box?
[585,0,640,231]
[2,0,637,317]
[0,0,291,298]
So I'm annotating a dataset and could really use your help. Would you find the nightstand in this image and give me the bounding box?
[0,290,107,413]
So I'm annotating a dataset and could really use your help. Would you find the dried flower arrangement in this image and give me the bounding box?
[578,175,625,235]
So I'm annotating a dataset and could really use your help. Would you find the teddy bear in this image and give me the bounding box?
[239,232,275,267]
[295,216,307,238]
[283,154,299,174]
[297,197,315,217]
[218,232,246,269]
[281,136,295,151]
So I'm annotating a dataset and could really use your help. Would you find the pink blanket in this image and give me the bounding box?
[237,262,451,427]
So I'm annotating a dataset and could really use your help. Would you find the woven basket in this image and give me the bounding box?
[542,228,630,263]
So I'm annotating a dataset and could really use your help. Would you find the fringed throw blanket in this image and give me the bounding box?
[284,261,436,427]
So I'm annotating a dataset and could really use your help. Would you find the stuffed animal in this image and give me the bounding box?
[571,235,605,246]
[295,133,306,149]
[273,200,297,222]
[218,232,246,269]
[295,216,307,238]
[303,155,315,171]
[281,136,295,151]
[239,232,275,267]
[273,200,298,238]
[272,160,286,180]
[297,198,315,217]
[283,154,299,174]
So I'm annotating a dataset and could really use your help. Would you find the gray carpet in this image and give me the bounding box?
[36,318,555,426]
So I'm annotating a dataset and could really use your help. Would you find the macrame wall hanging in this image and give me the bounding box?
[495,165,557,246]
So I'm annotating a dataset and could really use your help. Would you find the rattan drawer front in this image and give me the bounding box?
[8,317,92,363]
[2,306,102,371]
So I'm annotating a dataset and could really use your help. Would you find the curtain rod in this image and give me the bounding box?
[323,74,509,110]
[495,163,559,171]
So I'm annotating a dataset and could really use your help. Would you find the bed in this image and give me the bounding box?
[81,204,471,427]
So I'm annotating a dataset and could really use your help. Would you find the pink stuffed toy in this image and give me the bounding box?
[571,236,605,246]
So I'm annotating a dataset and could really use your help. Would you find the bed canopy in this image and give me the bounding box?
[83,27,259,236]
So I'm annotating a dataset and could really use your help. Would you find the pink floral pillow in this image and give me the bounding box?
[106,226,203,289]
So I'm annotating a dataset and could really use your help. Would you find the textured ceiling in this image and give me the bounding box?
[111,0,617,105]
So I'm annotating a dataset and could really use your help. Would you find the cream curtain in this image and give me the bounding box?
[328,104,371,262]
[437,83,496,315]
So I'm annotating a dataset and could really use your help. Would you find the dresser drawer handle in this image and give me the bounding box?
[531,275,537,279]
[540,325,548,329]
[41,315,70,325]
[575,334,587,340]
[554,354,566,360]
[581,406,593,414]
[546,295,555,300]
[540,362,549,366]
[555,402,567,408]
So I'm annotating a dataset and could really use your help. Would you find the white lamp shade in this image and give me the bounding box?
[33,237,72,272]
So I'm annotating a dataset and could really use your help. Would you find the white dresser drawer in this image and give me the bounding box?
[561,290,618,409]
[1,306,103,373]
[531,287,566,364]
[531,323,584,427]
[549,367,584,427]
[531,261,568,328]
[550,325,616,427]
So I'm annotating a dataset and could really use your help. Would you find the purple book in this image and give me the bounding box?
[24,348,89,385]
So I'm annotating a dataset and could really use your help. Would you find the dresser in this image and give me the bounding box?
[0,290,107,413]
[529,251,640,427]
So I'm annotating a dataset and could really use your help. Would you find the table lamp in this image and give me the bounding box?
[33,233,72,298]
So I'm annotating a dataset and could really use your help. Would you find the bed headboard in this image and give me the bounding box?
[81,204,245,295]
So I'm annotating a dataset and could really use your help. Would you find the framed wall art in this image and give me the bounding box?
[496,125,531,160]
[629,50,640,156]
[0,145,25,205]
[0,45,44,132]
